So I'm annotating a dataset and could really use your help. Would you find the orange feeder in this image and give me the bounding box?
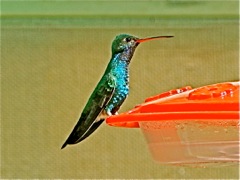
[106,81,240,166]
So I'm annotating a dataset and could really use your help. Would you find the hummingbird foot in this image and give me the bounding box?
[96,110,111,122]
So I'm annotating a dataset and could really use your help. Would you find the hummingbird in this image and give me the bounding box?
[61,34,173,149]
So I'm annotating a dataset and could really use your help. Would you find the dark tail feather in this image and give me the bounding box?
[61,119,104,149]
[76,119,104,143]
[61,142,68,149]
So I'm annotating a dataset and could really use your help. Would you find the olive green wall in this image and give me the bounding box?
[1,1,239,179]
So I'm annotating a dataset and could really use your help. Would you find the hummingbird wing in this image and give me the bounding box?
[61,74,116,149]
[74,118,105,143]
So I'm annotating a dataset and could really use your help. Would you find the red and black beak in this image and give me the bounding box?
[136,35,173,44]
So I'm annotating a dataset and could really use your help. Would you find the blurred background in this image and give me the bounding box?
[1,0,239,179]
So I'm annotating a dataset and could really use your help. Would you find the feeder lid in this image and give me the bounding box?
[106,81,239,128]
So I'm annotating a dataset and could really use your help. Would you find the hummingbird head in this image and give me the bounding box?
[111,34,139,55]
[111,34,174,58]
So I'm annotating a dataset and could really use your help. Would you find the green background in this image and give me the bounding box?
[1,0,239,179]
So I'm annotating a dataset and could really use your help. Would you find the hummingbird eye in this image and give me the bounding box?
[125,37,131,42]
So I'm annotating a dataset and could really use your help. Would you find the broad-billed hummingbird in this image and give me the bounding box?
[61,34,173,149]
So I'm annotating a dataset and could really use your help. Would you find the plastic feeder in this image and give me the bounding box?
[106,81,240,166]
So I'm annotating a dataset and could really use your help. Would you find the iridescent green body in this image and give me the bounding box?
[61,34,139,148]
[61,34,173,149]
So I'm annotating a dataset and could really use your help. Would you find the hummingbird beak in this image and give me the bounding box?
[136,35,174,43]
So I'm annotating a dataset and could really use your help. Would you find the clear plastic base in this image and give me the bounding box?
[140,120,240,166]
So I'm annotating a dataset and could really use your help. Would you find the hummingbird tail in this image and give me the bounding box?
[61,119,105,149]
[76,119,104,142]
[61,142,68,149]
